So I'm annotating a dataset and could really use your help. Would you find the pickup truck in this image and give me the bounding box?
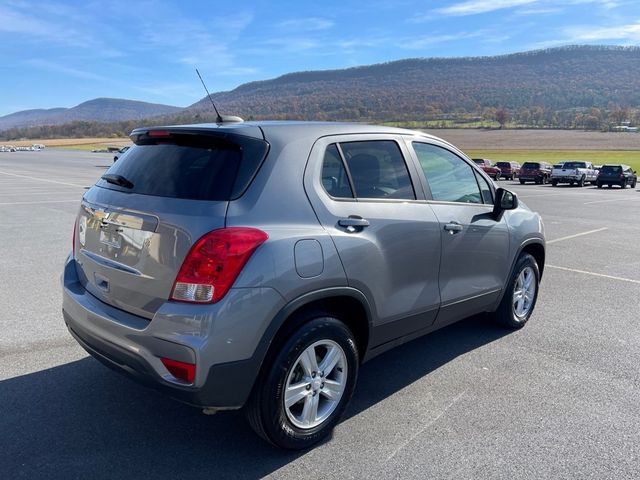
[551,161,598,187]
[472,158,501,180]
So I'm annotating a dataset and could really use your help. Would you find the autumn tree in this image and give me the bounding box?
[495,109,510,129]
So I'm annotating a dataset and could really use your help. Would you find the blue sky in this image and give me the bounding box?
[1,0,639,116]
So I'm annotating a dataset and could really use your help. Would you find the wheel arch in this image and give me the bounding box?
[262,288,373,363]
[494,239,546,309]
[242,287,373,404]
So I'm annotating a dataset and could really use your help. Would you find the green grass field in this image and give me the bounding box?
[466,150,640,172]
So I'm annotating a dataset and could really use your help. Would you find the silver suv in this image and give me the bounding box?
[62,121,545,449]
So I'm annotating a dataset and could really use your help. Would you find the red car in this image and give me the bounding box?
[472,158,501,180]
[496,161,521,180]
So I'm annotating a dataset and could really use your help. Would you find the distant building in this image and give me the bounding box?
[613,125,638,132]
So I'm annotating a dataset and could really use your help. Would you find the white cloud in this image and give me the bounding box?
[277,17,335,31]
[430,0,626,17]
[435,0,540,16]
[565,22,640,41]
[25,59,108,81]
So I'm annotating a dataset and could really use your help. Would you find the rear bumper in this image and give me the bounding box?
[551,175,580,182]
[61,256,285,409]
[520,174,545,181]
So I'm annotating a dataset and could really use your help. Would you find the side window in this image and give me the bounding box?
[340,140,415,200]
[474,170,493,204]
[321,144,354,199]
[412,142,483,204]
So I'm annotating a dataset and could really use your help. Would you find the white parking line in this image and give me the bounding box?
[0,170,86,187]
[0,199,80,206]
[546,227,608,244]
[518,192,574,199]
[547,265,640,285]
[583,197,640,205]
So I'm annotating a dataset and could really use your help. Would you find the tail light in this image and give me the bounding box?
[170,227,268,303]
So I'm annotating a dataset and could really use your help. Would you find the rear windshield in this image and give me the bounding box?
[472,159,484,164]
[522,162,540,169]
[496,162,511,168]
[563,162,587,169]
[97,134,268,201]
[599,165,622,174]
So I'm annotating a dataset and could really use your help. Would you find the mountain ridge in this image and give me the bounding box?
[3,45,640,135]
[0,98,182,131]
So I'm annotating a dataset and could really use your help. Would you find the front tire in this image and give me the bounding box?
[495,253,540,329]
[245,316,359,450]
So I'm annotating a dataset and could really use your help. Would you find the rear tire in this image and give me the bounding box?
[597,182,602,189]
[621,180,626,189]
[632,180,637,188]
[578,176,585,187]
[520,179,525,185]
[551,179,558,186]
[245,316,359,450]
[495,253,540,329]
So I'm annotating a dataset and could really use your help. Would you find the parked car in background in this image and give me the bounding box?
[62,120,545,449]
[496,161,521,180]
[551,161,598,187]
[519,162,553,184]
[113,146,131,162]
[472,158,501,180]
[596,164,637,188]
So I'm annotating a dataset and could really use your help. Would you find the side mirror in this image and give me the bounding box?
[493,188,518,217]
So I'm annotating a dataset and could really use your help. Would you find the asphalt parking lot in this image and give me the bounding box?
[1,149,639,479]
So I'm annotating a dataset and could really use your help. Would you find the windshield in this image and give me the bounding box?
[563,162,587,169]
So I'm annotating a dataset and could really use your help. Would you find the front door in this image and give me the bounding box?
[407,141,510,326]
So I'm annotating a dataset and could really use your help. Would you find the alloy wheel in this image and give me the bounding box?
[513,266,536,318]
[284,340,348,429]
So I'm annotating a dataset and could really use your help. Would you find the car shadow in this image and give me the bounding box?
[1,315,508,479]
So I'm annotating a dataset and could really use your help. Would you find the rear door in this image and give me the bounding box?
[75,129,268,319]
[406,140,510,326]
[304,135,442,346]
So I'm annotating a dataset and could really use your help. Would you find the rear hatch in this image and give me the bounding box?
[75,127,268,319]
[598,165,622,181]
[521,163,540,175]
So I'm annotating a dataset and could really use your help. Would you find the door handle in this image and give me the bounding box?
[338,216,370,232]
[444,222,463,234]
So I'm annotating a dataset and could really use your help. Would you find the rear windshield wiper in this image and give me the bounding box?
[101,173,134,189]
